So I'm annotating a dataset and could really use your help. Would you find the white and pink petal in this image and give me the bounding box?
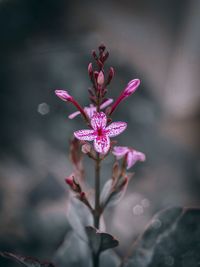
[91,112,107,130]
[127,150,146,169]
[106,122,127,137]
[112,146,129,159]
[94,136,110,154]
[68,110,81,119]
[74,129,96,141]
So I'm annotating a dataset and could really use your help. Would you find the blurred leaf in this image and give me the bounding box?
[85,226,119,253]
[122,207,200,267]
[0,252,55,267]
[100,250,121,267]
[67,196,93,241]
[100,179,128,209]
[53,230,91,267]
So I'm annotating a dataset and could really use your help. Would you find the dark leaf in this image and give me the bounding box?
[86,226,119,253]
[122,207,200,267]
[0,252,55,267]
[99,232,119,252]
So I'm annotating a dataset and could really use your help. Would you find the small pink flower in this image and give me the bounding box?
[112,146,146,169]
[74,112,127,154]
[109,79,140,115]
[68,98,113,119]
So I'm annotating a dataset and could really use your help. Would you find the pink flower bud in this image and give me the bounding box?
[123,79,140,97]
[97,71,104,85]
[109,79,140,115]
[81,143,91,154]
[88,63,93,78]
[55,90,73,101]
[106,67,114,85]
[65,175,81,193]
[65,175,74,187]
[80,191,86,200]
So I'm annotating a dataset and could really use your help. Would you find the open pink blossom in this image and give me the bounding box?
[112,146,146,169]
[74,112,127,154]
[69,98,113,119]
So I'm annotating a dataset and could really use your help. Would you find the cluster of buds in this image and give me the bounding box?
[55,44,145,213]
[87,44,115,107]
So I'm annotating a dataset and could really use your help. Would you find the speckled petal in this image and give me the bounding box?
[94,136,110,154]
[91,112,107,130]
[127,150,146,169]
[112,146,129,159]
[74,129,96,141]
[106,122,127,137]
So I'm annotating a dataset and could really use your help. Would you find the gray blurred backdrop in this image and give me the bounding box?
[0,0,200,266]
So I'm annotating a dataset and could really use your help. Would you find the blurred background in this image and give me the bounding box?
[0,0,200,266]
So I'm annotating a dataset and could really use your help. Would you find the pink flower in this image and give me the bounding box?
[109,79,140,115]
[68,98,113,119]
[112,146,146,169]
[74,112,127,154]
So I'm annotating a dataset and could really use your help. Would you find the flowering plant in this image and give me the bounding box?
[55,44,145,267]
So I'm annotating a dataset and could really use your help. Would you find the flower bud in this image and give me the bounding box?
[123,79,140,97]
[81,143,91,154]
[88,63,93,79]
[102,51,109,62]
[97,71,104,85]
[55,90,73,101]
[106,67,114,85]
[65,175,74,187]
[65,174,81,193]
[99,43,106,52]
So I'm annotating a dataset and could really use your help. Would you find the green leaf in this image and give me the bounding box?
[122,207,200,267]
[0,252,55,267]
[85,226,119,254]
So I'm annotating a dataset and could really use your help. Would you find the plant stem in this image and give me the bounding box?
[94,153,101,228]
[93,153,101,267]
[92,251,100,267]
